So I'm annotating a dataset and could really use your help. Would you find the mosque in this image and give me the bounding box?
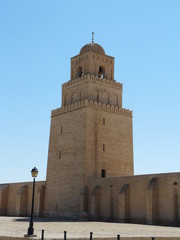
[0,36,179,226]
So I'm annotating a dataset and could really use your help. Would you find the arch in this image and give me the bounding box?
[19,186,28,216]
[71,68,73,80]
[80,89,87,101]
[119,184,130,223]
[91,90,99,102]
[80,89,83,101]
[39,185,45,217]
[71,92,80,103]
[146,178,159,225]
[64,93,68,106]
[115,106,118,112]
[81,186,89,213]
[90,100,93,106]
[77,66,83,77]
[94,63,96,75]
[111,106,114,111]
[99,91,109,104]
[110,185,114,221]
[174,188,179,226]
[84,63,87,74]
[91,186,101,220]
[0,185,9,216]
[66,94,72,105]
[98,65,105,78]
[110,94,118,106]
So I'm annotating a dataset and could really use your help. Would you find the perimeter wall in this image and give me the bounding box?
[80,173,180,226]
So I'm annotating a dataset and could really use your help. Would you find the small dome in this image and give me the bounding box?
[80,42,105,55]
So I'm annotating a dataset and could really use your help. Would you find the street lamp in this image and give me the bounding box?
[25,167,38,237]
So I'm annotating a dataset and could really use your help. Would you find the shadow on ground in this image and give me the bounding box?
[14,217,78,223]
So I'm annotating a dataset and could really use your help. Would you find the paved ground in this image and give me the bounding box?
[0,217,180,239]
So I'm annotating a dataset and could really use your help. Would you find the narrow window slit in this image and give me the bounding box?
[103,144,105,151]
[101,169,106,178]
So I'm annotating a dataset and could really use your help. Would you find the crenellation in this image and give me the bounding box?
[51,99,132,117]
[62,74,122,90]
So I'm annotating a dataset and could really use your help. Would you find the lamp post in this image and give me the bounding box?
[26,167,38,237]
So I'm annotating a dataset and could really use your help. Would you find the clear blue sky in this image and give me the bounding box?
[0,0,180,183]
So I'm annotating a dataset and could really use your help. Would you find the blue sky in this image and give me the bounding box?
[0,0,180,183]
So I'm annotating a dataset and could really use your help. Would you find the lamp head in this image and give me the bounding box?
[31,167,38,178]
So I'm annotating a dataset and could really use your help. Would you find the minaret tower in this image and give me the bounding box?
[44,36,134,218]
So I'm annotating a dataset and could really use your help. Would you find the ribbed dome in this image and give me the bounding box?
[80,42,105,55]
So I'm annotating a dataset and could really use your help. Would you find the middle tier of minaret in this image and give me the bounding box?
[62,74,123,108]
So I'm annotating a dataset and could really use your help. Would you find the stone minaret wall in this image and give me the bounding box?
[71,52,114,80]
[44,45,134,218]
[62,74,122,108]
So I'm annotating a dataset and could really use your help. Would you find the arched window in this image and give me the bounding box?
[77,66,83,77]
[98,65,105,78]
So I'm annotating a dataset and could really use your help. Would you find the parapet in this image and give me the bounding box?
[51,99,132,117]
[62,74,122,90]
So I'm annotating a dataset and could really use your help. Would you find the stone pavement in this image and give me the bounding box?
[0,217,180,239]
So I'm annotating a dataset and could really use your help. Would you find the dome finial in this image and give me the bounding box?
[92,32,94,43]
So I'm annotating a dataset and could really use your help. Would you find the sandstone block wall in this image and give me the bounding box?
[0,181,45,217]
[85,106,133,178]
[81,173,180,226]
[44,107,87,218]
[45,96,133,218]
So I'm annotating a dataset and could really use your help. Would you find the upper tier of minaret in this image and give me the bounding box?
[61,40,123,109]
[71,41,114,80]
